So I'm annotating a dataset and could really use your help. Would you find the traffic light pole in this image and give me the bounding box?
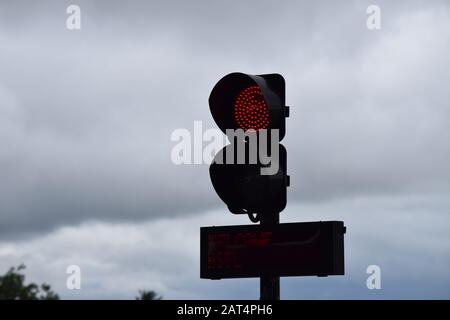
[259,212,280,300]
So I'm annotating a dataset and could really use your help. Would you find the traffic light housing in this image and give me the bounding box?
[209,73,289,217]
[209,72,288,139]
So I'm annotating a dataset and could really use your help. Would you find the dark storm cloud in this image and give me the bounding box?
[0,0,449,237]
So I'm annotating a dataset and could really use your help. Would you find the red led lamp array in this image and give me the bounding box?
[234,86,269,131]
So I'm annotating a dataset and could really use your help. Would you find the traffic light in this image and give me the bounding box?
[208,72,289,218]
[204,74,345,298]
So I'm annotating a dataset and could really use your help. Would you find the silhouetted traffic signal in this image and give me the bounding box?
[208,73,289,218]
[204,73,345,299]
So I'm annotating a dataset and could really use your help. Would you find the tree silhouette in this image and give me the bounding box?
[1,264,162,300]
[0,264,59,300]
[135,290,162,300]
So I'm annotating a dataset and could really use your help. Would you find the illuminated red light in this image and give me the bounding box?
[234,86,269,131]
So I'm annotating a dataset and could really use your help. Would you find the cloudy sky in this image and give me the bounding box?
[0,0,449,299]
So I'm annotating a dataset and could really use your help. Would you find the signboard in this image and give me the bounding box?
[200,221,345,279]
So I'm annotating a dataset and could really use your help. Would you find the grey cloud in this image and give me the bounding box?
[0,0,449,240]
[0,196,448,299]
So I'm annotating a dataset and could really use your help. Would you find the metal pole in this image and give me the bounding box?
[260,213,280,300]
